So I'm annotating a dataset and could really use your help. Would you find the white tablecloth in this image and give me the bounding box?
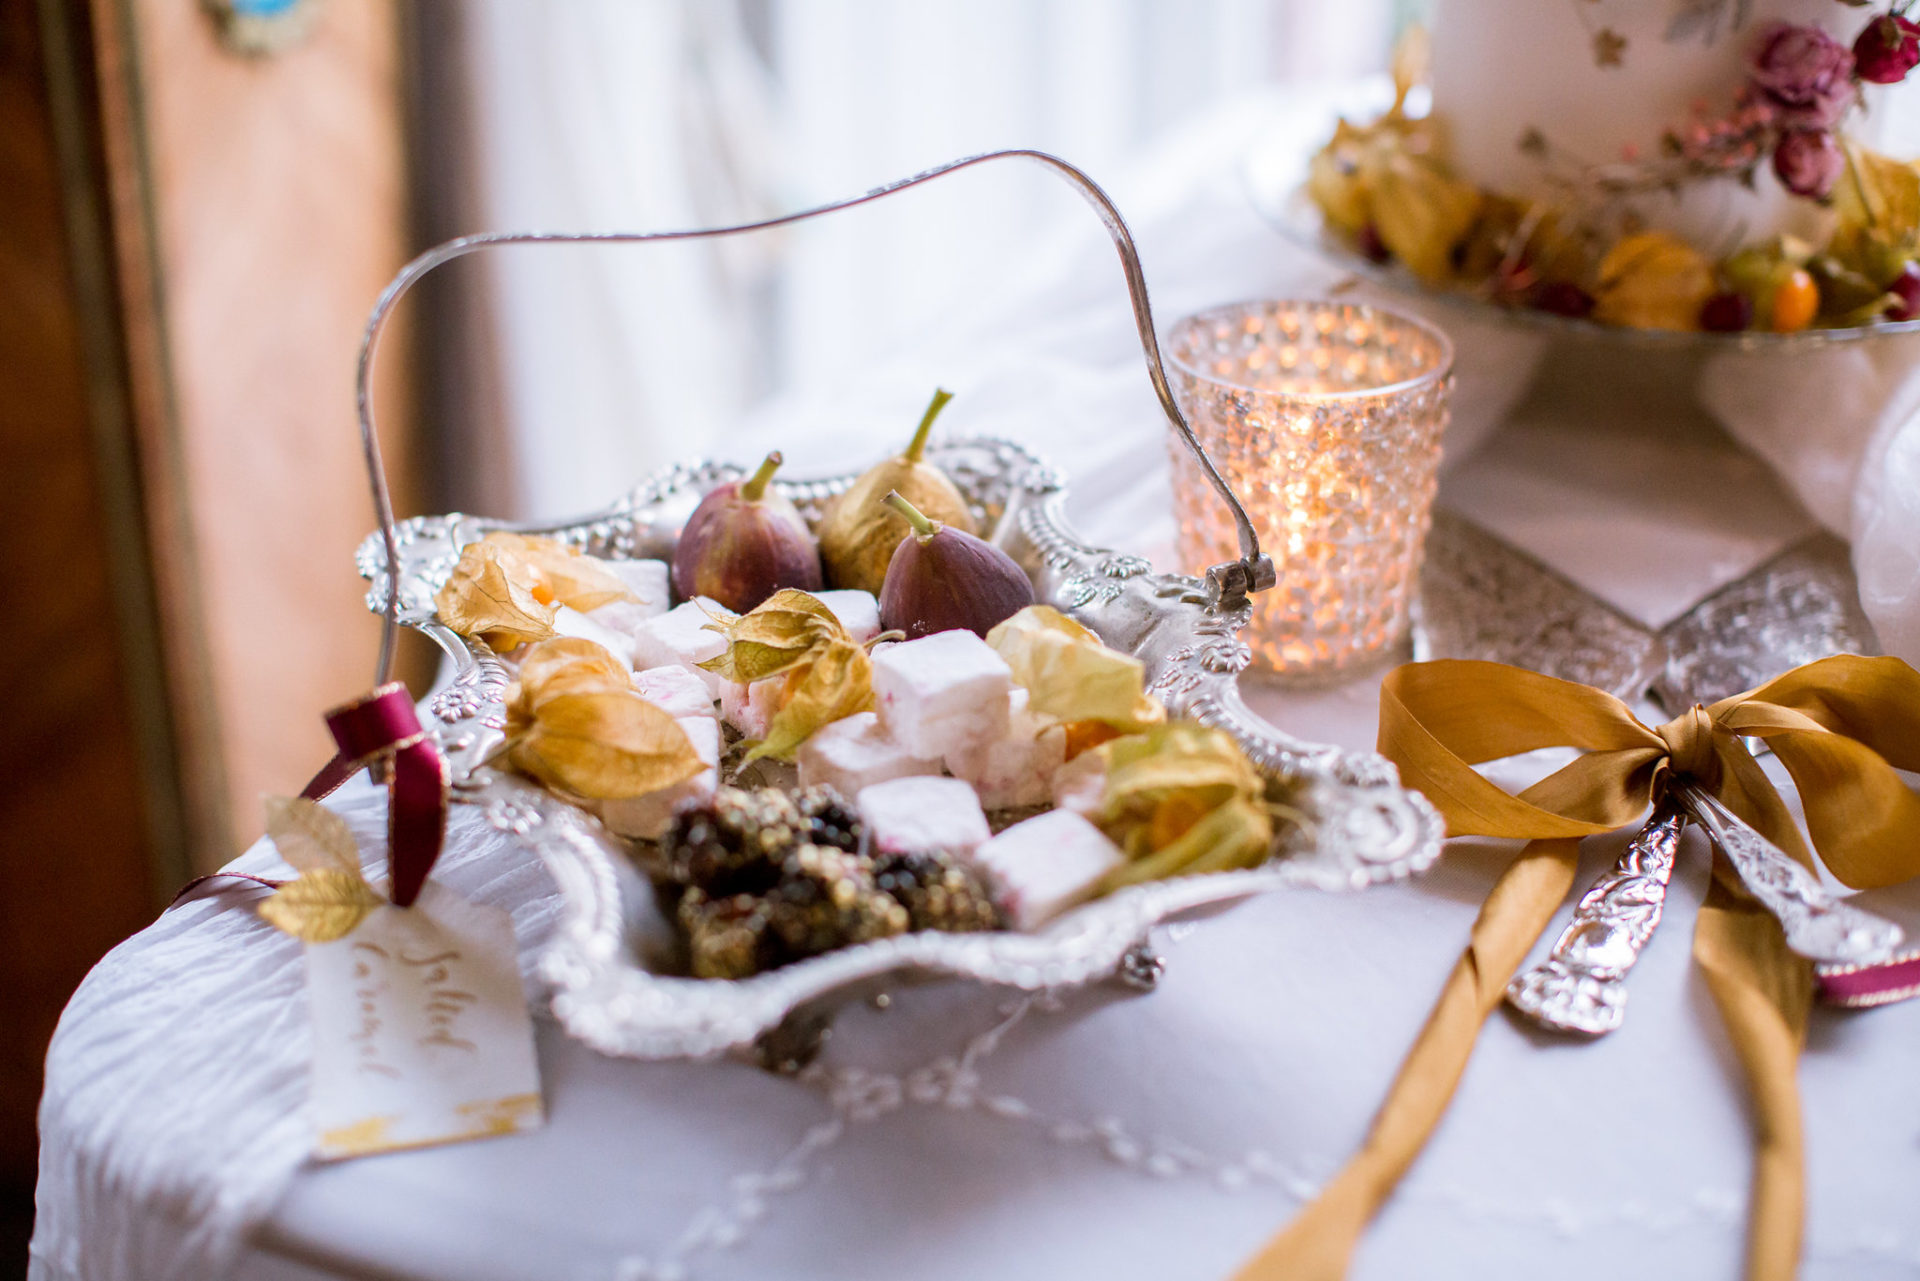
[34,90,1920,1281]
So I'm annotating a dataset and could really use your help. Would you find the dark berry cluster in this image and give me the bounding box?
[657,785,1001,979]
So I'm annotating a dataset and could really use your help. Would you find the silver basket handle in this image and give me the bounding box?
[354,148,1275,684]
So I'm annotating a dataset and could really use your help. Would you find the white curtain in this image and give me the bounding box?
[434,0,1394,519]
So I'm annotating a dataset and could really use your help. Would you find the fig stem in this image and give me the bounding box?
[881,490,940,540]
[903,388,954,464]
[741,451,783,502]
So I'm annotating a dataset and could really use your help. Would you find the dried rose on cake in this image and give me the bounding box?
[1302,13,1920,332]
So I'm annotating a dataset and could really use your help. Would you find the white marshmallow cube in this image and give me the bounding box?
[945,688,1064,810]
[599,558,671,614]
[970,810,1125,931]
[857,776,991,857]
[813,589,881,644]
[631,599,729,694]
[720,676,785,740]
[596,716,721,841]
[797,712,942,797]
[632,664,715,720]
[1049,751,1109,819]
[871,630,1012,761]
[550,605,634,671]
[586,558,671,639]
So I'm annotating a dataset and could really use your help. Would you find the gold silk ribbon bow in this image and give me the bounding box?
[1236,654,1920,1281]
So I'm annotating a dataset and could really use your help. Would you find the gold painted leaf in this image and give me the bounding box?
[507,690,703,799]
[986,605,1164,732]
[747,639,875,763]
[257,868,384,943]
[1592,231,1715,331]
[698,589,848,684]
[481,531,635,612]
[434,541,557,650]
[264,795,361,876]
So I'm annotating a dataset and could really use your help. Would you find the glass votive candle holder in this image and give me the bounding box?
[1167,299,1453,683]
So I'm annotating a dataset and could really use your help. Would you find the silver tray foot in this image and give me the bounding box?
[753,1005,834,1075]
[1115,939,1165,991]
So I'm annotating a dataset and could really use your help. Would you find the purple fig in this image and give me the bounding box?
[877,491,1033,639]
[672,452,823,612]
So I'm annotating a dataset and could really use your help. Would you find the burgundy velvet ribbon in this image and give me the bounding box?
[302,683,449,908]
[1816,949,1920,1008]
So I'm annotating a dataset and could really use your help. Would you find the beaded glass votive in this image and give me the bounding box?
[1167,300,1453,682]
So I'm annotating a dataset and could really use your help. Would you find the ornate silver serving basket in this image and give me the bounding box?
[349,151,1444,1066]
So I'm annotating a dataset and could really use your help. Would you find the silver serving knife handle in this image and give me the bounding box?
[1507,799,1687,1035]
[1676,783,1905,965]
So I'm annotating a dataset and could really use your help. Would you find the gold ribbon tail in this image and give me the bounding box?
[1693,863,1814,1281]
[1233,838,1580,1281]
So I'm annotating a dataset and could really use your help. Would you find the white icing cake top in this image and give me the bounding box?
[1430,0,1919,244]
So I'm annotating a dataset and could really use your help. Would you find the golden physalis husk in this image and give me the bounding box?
[507,691,703,799]
[435,540,557,650]
[500,636,703,800]
[1306,106,1481,285]
[1085,722,1275,891]
[482,531,636,613]
[1829,143,1920,290]
[504,636,633,726]
[1100,798,1274,893]
[695,589,876,762]
[257,795,383,942]
[1307,118,1379,239]
[1454,194,1592,294]
[698,589,842,684]
[1592,231,1716,331]
[1365,145,1483,284]
[985,605,1164,733]
[750,638,875,763]
[1388,23,1429,115]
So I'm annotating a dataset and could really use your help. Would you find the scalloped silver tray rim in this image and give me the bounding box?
[356,434,1446,1062]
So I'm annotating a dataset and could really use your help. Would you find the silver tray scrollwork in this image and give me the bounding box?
[349,150,1444,1065]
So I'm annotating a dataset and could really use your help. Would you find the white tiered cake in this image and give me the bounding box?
[1430,0,1918,248]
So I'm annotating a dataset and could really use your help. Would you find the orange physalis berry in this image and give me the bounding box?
[1147,794,1209,851]
[1061,719,1124,761]
[1770,269,1819,333]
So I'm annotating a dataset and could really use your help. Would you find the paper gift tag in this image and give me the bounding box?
[305,881,542,1159]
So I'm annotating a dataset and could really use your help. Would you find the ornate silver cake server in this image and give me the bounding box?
[1674,784,1905,965]
[1505,798,1687,1035]
[1425,513,1903,1030]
